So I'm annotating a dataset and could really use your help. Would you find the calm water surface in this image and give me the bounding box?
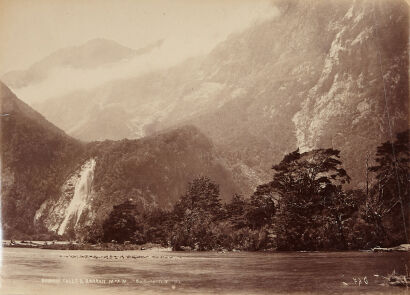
[0,248,408,295]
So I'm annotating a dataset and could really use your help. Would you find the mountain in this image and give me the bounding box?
[2,38,163,89]
[0,81,85,237]
[32,0,408,187]
[35,125,242,238]
[0,82,242,239]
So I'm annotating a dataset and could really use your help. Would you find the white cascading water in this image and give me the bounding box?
[57,158,96,235]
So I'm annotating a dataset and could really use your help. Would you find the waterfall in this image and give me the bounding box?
[57,158,96,235]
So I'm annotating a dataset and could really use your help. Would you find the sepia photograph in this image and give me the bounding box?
[0,0,409,294]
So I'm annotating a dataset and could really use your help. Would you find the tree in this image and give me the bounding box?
[225,194,248,229]
[366,130,409,245]
[78,221,104,243]
[143,208,172,245]
[271,148,351,250]
[173,176,222,221]
[171,176,223,250]
[246,183,277,229]
[102,200,138,243]
[323,188,361,249]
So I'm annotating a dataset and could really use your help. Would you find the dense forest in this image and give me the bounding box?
[93,130,409,251]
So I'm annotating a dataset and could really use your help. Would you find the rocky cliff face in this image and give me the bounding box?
[31,0,408,186]
[183,0,408,185]
[292,0,408,182]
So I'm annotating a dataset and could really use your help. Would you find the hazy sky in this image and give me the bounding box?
[0,0,278,75]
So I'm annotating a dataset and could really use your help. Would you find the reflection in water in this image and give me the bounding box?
[1,248,408,295]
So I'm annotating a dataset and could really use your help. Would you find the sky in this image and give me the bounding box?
[0,0,279,75]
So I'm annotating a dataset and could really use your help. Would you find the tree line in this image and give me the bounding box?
[93,130,409,251]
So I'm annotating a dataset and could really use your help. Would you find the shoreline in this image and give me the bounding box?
[2,240,166,251]
[2,240,410,253]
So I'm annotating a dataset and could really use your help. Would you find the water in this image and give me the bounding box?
[1,248,408,294]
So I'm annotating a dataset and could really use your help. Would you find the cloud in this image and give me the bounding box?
[11,1,279,104]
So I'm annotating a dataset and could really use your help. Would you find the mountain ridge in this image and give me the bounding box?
[2,38,163,89]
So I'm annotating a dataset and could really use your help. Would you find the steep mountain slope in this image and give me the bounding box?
[0,81,85,237]
[2,38,163,89]
[0,82,242,239]
[34,0,408,187]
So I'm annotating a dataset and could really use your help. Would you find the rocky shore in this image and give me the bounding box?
[4,240,410,254]
[371,244,410,252]
[2,240,165,251]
